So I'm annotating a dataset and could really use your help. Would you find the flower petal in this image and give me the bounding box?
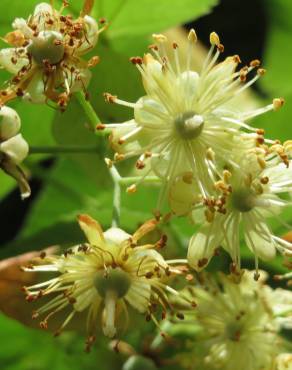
[187,219,223,271]
[243,216,276,261]
[77,214,105,246]
[0,106,21,140]
[0,48,28,74]
[0,133,29,164]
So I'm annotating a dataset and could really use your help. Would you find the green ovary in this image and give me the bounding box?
[28,31,64,65]
[231,188,256,213]
[94,267,131,298]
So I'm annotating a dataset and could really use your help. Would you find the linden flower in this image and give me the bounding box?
[178,271,292,370]
[23,215,191,348]
[0,106,30,199]
[103,29,283,203]
[0,1,101,108]
[187,149,292,274]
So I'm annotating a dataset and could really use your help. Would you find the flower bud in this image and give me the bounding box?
[0,106,21,140]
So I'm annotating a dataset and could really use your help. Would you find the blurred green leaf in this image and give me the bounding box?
[261,0,292,95]
[99,0,218,40]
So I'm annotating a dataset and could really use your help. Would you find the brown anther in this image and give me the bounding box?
[40,320,48,330]
[257,68,266,76]
[260,176,269,185]
[148,44,159,51]
[96,123,105,130]
[254,271,260,281]
[198,258,208,268]
[217,43,224,53]
[32,311,39,319]
[145,314,151,322]
[144,151,152,158]
[256,128,265,135]
[182,171,193,184]
[156,234,167,249]
[176,313,185,320]
[273,98,285,111]
[256,136,265,145]
[118,138,125,145]
[103,92,117,103]
[250,59,261,67]
[40,251,46,259]
[233,55,241,64]
[114,153,125,161]
[26,294,36,302]
[136,160,145,169]
[186,274,194,281]
[16,88,24,97]
[145,271,154,279]
[69,297,77,304]
[172,42,178,49]
[99,17,107,24]
[88,56,100,67]
[129,56,143,65]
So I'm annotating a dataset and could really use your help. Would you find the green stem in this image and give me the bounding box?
[75,91,111,136]
[108,164,121,228]
[29,145,100,155]
[119,176,161,186]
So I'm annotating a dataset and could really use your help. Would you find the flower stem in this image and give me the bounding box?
[119,176,161,186]
[75,91,111,136]
[108,164,121,228]
[29,145,100,155]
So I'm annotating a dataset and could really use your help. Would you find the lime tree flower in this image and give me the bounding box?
[175,271,292,370]
[187,148,292,275]
[0,1,101,108]
[0,106,30,199]
[102,29,283,204]
[22,215,193,349]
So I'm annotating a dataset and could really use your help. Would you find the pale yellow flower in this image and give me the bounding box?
[103,30,282,206]
[0,2,101,108]
[23,215,191,349]
[176,271,292,370]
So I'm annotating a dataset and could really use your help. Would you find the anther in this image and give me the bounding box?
[103,92,117,104]
[127,184,137,194]
[152,34,167,43]
[210,32,220,46]
[188,29,197,43]
[250,59,261,67]
[273,98,285,111]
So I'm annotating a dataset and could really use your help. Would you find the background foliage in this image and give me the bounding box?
[0,0,290,368]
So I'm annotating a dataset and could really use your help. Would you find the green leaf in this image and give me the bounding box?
[260,0,292,95]
[98,0,218,40]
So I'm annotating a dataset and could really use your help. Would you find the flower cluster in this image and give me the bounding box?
[23,215,193,349]
[0,106,30,198]
[102,30,292,275]
[0,1,100,108]
[0,0,290,366]
[173,271,292,370]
